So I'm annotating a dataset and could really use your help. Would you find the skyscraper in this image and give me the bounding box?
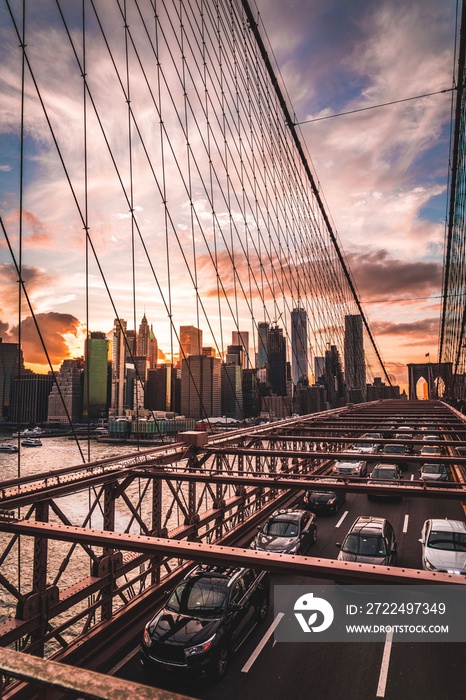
[83,332,109,421]
[149,324,158,369]
[232,330,249,368]
[344,314,366,403]
[137,314,150,357]
[111,318,127,415]
[221,362,243,419]
[291,306,308,385]
[257,322,269,369]
[267,325,287,396]
[179,326,203,365]
[0,338,24,420]
[47,359,83,423]
[181,355,221,419]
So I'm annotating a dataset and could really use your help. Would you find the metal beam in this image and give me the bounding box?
[1,519,465,585]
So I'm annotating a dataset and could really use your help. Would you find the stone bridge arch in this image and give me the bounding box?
[407,362,452,400]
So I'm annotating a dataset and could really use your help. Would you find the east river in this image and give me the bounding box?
[0,436,190,640]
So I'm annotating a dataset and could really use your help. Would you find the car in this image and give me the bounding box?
[140,564,270,680]
[332,458,368,477]
[302,480,346,514]
[419,463,449,482]
[381,443,408,470]
[347,441,379,455]
[367,463,402,499]
[420,444,442,457]
[336,516,397,565]
[419,519,466,574]
[251,508,317,554]
[422,433,440,442]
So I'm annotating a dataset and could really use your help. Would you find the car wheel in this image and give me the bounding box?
[257,595,269,623]
[213,644,230,681]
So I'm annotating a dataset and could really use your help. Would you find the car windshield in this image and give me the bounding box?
[342,534,387,557]
[263,518,299,537]
[166,579,227,618]
[371,468,398,479]
[309,491,334,498]
[422,447,439,454]
[384,445,403,453]
[427,531,466,551]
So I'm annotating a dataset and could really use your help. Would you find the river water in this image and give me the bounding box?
[0,437,193,637]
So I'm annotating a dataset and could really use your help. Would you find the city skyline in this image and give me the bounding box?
[0,1,457,393]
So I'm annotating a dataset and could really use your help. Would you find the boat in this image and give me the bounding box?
[0,444,19,453]
[21,438,42,447]
[13,427,44,438]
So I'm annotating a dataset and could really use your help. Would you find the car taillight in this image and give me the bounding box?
[143,626,152,647]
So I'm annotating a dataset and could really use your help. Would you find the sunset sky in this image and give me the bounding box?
[0,0,459,391]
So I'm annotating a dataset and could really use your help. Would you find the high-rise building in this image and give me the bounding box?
[0,339,25,420]
[47,359,83,423]
[146,365,172,412]
[179,326,202,365]
[242,369,260,418]
[137,314,150,357]
[291,306,308,386]
[232,330,249,368]
[149,324,158,369]
[257,322,269,369]
[226,344,244,367]
[83,332,109,421]
[325,345,345,408]
[111,318,127,415]
[314,356,325,385]
[181,355,221,419]
[267,325,287,396]
[221,363,243,419]
[344,314,366,403]
[11,371,53,424]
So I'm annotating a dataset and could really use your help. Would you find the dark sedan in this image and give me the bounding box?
[251,508,317,554]
[302,484,346,514]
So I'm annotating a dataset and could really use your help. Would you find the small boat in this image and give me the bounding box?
[0,444,19,453]
[21,438,42,447]
[13,427,44,438]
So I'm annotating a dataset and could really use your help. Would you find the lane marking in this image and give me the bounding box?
[241,612,284,673]
[410,473,415,481]
[107,646,139,674]
[335,510,349,528]
[403,514,409,533]
[376,628,394,697]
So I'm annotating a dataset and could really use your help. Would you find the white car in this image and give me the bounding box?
[347,441,378,455]
[419,519,466,574]
[332,458,367,477]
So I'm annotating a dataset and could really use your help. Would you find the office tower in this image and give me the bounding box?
[314,356,325,385]
[325,345,345,408]
[11,371,54,423]
[291,306,308,385]
[126,329,137,359]
[146,365,172,412]
[257,322,269,369]
[242,369,260,418]
[232,330,249,368]
[179,326,203,364]
[111,318,127,415]
[133,355,149,410]
[137,314,150,357]
[149,325,158,369]
[47,359,83,423]
[0,339,24,420]
[202,347,216,357]
[181,355,221,419]
[226,344,244,367]
[344,314,366,403]
[83,332,109,421]
[221,363,243,419]
[267,325,287,396]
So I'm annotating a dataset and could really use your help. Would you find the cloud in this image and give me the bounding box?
[1,312,83,368]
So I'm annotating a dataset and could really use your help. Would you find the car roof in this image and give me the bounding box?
[186,564,246,587]
[349,516,387,535]
[373,463,399,471]
[335,458,366,466]
[270,508,304,520]
[426,519,466,533]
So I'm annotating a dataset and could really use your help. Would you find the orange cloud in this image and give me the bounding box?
[1,312,82,368]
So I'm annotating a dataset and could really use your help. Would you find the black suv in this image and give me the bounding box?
[140,564,269,681]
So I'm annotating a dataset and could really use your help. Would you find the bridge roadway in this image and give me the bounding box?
[2,399,466,699]
[112,409,466,700]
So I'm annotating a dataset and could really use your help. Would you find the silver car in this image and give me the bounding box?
[419,463,449,482]
[419,519,466,574]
